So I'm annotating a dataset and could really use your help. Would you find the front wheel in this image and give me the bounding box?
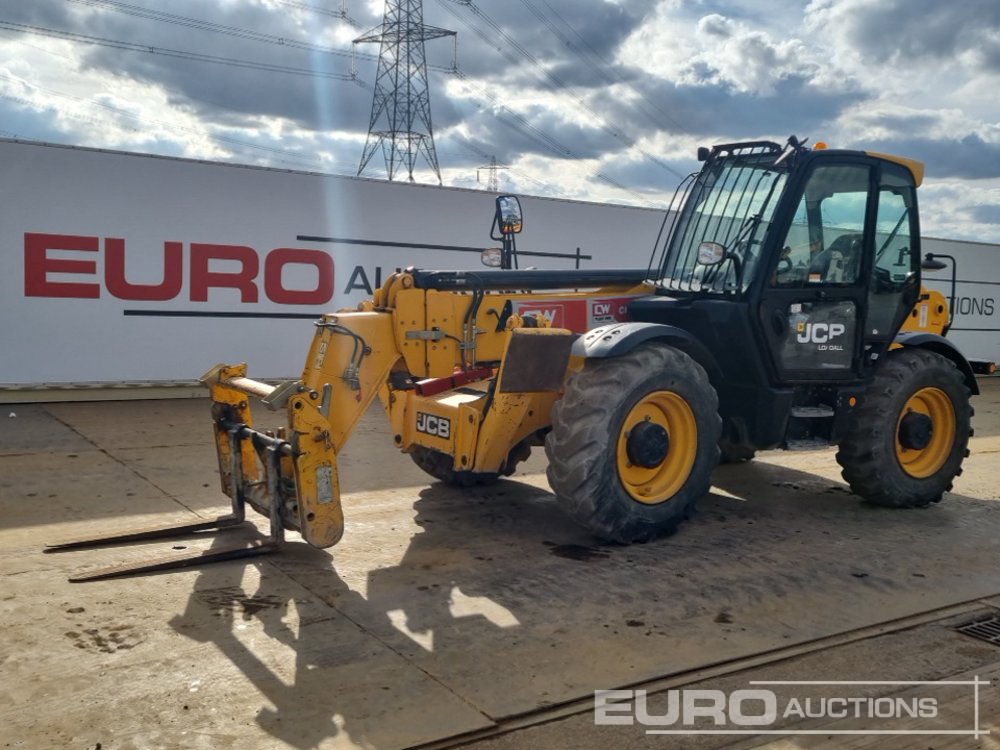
[836,348,972,507]
[545,343,721,542]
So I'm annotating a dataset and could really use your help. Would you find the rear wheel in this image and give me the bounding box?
[836,348,971,507]
[410,441,532,487]
[545,343,721,542]
[719,421,756,463]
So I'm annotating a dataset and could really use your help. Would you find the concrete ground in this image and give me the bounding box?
[1,378,999,750]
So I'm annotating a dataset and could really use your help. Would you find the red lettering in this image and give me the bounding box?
[23,235,333,305]
[105,239,184,301]
[189,244,258,303]
[24,233,100,298]
[264,248,334,305]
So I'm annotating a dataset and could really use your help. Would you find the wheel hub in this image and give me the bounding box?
[616,389,698,504]
[626,420,670,468]
[895,386,956,479]
[898,411,933,451]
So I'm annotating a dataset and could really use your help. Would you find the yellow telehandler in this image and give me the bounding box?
[50,136,982,581]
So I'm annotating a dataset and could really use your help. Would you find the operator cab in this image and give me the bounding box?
[632,136,924,449]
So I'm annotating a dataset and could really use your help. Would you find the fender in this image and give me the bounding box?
[893,331,979,395]
[572,322,722,381]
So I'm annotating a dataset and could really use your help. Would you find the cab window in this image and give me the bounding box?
[867,165,919,339]
[773,164,871,286]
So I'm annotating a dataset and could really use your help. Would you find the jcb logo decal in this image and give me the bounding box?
[416,412,451,439]
[797,322,846,344]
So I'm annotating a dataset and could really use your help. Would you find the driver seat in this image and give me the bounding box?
[810,233,862,283]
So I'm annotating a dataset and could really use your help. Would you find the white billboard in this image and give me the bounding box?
[0,139,666,386]
[920,237,1000,364]
[0,139,996,391]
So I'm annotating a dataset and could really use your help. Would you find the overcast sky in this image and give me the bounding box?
[1,0,999,243]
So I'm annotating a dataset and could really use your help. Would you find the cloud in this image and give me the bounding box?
[830,102,1000,180]
[854,133,1000,181]
[806,0,1000,70]
[70,1,369,132]
[620,5,851,98]
[686,14,818,95]
[0,0,999,241]
[917,179,1000,242]
[802,0,1000,113]
[971,203,1000,225]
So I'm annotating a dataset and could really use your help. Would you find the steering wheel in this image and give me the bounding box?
[873,265,895,293]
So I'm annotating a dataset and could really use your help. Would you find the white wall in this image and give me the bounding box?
[2,138,997,389]
[0,139,665,385]
[922,237,1000,363]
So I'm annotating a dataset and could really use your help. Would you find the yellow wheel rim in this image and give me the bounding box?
[896,387,955,479]
[616,390,698,504]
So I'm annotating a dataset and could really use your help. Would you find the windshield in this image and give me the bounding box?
[655,145,787,294]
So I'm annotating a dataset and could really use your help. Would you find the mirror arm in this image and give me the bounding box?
[489,212,503,242]
[503,234,518,270]
[722,252,743,291]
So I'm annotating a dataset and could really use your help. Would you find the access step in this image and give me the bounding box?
[785,438,831,451]
[790,406,834,418]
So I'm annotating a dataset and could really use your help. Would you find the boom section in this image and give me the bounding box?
[202,270,653,549]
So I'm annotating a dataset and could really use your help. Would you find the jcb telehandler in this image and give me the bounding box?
[50,136,980,581]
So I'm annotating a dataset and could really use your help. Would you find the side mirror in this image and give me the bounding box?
[481,247,503,267]
[697,241,726,266]
[697,146,710,162]
[496,195,522,234]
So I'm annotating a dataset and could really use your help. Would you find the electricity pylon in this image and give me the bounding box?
[477,155,508,192]
[354,1,455,183]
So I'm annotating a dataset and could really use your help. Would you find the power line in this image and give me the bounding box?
[437,0,686,182]
[427,3,666,202]
[0,2,666,203]
[443,136,563,196]
[433,5,570,156]
[6,7,579,196]
[0,20,364,82]
[66,0,349,49]
[63,0,458,75]
[0,69,357,173]
[446,133,652,205]
[444,138,523,181]
[268,0,356,24]
[522,0,686,134]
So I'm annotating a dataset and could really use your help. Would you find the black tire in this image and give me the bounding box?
[719,421,756,463]
[544,343,721,542]
[836,348,972,508]
[719,440,756,464]
[409,441,532,487]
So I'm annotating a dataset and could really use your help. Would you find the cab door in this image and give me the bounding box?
[757,161,874,381]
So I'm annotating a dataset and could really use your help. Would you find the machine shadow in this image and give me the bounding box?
[165,479,564,749]
[705,455,982,523]
[166,454,999,750]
